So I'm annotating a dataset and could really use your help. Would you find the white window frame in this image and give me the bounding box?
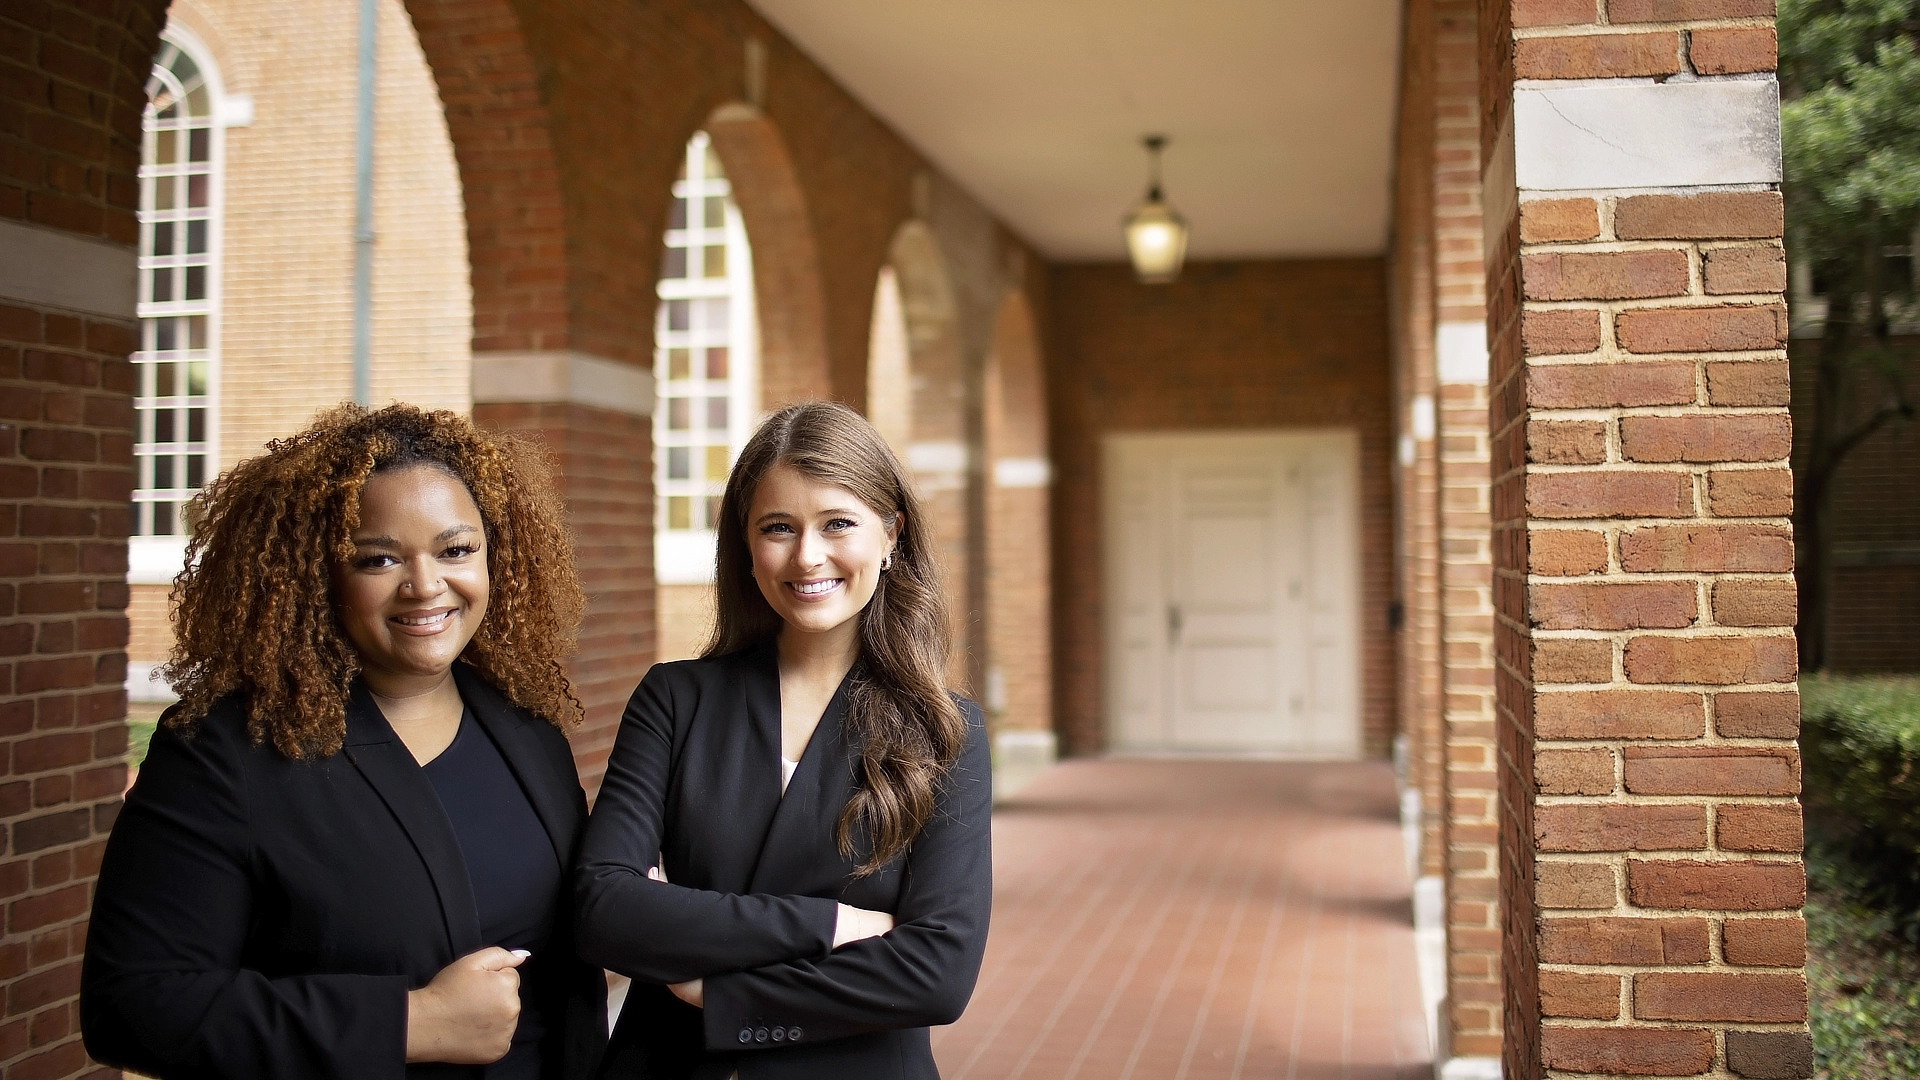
[654,131,760,585]
[132,26,227,577]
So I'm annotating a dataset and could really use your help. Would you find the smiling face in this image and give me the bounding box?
[747,463,899,643]
[335,464,490,693]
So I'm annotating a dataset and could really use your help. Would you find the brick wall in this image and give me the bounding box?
[1,1,167,246]
[0,302,137,1080]
[2,2,168,1077]
[1047,260,1395,759]
[654,582,712,664]
[1486,2,1809,1077]
[983,290,1050,742]
[1393,0,1447,881]
[1400,0,1503,1058]
[187,0,470,462]
[1433,0,1504,1058]
[472,401,651,793]
[406,0,1035,394]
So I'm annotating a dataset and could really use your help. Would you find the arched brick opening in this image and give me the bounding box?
[982,290,1053,793]
[402,0,567,355]
[705,105,831,409]
[401,0,647,791]
[885,220,975,689]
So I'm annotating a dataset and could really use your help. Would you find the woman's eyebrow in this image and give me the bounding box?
[351,524,479,548]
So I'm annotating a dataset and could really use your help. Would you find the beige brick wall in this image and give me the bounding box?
[128,0,470,666]
[656,582,714,664]
[126,583,172,664]
[170,0,468,476]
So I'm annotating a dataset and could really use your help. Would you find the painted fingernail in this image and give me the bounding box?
[510,950,532,959]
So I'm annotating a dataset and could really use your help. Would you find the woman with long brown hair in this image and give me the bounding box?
[81,404,607,1079]
[577,401,991,1079]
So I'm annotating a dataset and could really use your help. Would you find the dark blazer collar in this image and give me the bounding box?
[339,678,482,958]
[452,663,580,868]
[745,641,861,893]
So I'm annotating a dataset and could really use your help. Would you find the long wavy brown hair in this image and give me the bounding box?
[708,401,968,876]
[164,403,586,759]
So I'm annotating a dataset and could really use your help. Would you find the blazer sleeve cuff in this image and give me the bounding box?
[699,972,820,1054]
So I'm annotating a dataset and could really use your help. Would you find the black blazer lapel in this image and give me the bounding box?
[710,642,788,893]
[453,664,580,867]
[340,681,483,958]
[746,673,857,895]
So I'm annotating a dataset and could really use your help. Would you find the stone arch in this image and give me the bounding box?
[880,220,975,688]
[402,0,567,354]
[704,104,831,408]
[982,290,1053,793]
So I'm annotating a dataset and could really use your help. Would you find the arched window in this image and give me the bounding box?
[135,34,222,538]
[866,265,911,455]
[654,132,759,584]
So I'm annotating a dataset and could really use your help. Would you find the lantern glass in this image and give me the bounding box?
[1124,197,1189,284]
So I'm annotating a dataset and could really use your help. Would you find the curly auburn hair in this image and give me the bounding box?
[163,403,586,759]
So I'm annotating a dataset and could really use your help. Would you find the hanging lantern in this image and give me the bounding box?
[1123,135,1189,284]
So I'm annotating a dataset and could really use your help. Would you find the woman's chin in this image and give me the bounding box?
[780,605,859,638]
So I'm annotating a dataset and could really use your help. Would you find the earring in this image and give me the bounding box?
[881,553,894,572]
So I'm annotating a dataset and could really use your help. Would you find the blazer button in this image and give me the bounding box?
[788,1027,803,1041]
[738,1029,753,1044]
[755,1027,770,1043]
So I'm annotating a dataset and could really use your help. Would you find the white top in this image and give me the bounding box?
[780,755,800,795]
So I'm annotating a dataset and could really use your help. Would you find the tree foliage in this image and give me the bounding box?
[1779,0,1920,670]
[1782,0,1920,251]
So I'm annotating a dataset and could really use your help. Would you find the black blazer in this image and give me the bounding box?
[576,642,992,1080]
[81,665,608,1080]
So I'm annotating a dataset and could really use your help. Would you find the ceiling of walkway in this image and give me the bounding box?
[748,0,1404,262]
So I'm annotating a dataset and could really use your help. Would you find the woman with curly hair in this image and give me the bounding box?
[81,404,607,1080]
[577,401,991,1080]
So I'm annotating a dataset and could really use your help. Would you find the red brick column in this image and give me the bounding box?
[3,2,168,1077]
[1433,0,1504,1065]
[0,300,139,1080]
[887,222,976,692]
[1483,1,1807,1077]
[1391,0,1447,890]
[982,290,1053,795]
[472,354,655,797]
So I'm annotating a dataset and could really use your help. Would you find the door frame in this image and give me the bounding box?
[1101,428,1364,759]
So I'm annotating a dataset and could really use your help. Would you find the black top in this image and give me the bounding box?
[81,667,607,1080]
[576,641,993,1080]
[422,708,563,1080]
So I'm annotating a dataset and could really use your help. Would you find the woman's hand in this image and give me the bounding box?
[405,947,527,1064]
[833,903,894,949]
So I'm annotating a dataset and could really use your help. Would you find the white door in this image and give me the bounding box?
[1105,431,1361,757]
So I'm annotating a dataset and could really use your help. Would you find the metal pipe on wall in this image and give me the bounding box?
[351,0,376,405]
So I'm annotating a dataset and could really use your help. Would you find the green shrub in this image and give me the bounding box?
[1800,674,1920,937]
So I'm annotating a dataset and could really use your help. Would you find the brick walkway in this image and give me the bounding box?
[933,759,1431,1080]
